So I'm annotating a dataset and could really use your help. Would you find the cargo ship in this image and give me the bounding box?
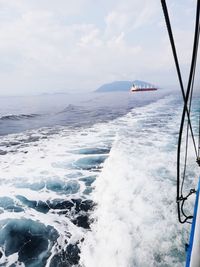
[130,83,158,92]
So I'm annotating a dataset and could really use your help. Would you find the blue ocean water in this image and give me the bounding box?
[0,90,199,267]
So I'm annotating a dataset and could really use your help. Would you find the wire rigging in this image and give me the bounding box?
[161,0,198,157]
[181,22,200,200]
[198,110,200,161]
[161,0,200,223]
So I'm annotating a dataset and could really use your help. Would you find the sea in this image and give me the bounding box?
[0,89,199,267]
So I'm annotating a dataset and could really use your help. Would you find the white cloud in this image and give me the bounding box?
[0,0,196,95]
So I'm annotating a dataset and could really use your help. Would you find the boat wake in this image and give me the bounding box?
[80,95,199,267]
[0,94,198,266]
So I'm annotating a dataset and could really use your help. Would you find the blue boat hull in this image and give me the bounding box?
[186,178,200,267]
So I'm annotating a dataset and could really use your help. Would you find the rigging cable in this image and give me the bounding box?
[161,0,200,223]
[160,0,198,157]
[181,22,200,202]
[178,0,200,223]
[198,72,200,163]
[198,110,200,164]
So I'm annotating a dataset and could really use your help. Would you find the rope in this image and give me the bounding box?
[198,81,200,161]
[161,0,200,223]
[198,110,200,160]
[161,0,198,157]
[178,0,200,223]
[181,23,200,199]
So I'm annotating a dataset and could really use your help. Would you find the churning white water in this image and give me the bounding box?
[80,95,199,267]
[0,93,199,266]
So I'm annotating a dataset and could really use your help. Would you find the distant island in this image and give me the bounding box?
[95,80,154,93]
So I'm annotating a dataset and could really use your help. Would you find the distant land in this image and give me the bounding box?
[95,80,154,93]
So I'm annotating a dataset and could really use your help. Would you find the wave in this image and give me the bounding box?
[0,95,198,266]
[0,115,114,266]
[80,96,199,267]
[58,104,87,113]
[0,113,40,121]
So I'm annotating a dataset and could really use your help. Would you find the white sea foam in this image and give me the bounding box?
[80,96,199,267]
[0,94,198,266]
[0,113,115,266]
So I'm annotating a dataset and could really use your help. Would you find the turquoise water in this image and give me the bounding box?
[0,91,199,266]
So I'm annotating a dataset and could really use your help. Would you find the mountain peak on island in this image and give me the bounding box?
[95,80,153,92]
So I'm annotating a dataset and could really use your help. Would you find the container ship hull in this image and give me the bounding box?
[130,88,157,92]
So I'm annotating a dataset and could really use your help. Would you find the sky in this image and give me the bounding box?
[0,0,197,95]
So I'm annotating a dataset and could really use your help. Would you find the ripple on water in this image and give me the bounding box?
[72,147,110,155]
[73,155,107,170]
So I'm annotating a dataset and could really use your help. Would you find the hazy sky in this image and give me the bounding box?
[0,0,197,95]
